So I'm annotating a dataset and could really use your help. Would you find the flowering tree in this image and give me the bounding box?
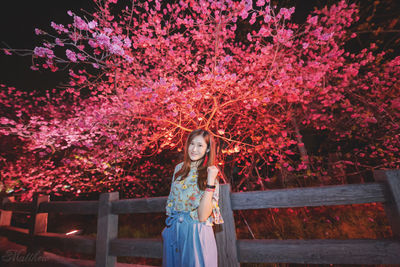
[1,0,399,201]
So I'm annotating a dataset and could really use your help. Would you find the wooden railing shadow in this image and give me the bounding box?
[0,170,399,266]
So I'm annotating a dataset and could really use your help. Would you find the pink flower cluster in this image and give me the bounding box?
[33,47,54,59]
[74,16,89,31]
[66,49,86,62]
[51,22,69,33]
[96,33,111,47]
[277,7,295,20]
[91,31,128,56]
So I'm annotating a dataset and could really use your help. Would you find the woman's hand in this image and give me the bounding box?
[207,165,219,185]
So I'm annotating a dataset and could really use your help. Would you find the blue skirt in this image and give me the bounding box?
[162,211,217,267]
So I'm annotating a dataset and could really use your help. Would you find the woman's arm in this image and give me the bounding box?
[197,166,218,222]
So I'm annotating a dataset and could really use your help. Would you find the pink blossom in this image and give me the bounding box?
[74,16,89,31]
[123,102,131,108]
[276,29,293,44]
[88,39,98,48]
[66,49,77,62]
[51,22,69,33]
[247,33,252,42]
[155,0,161,11]
[69,32,82,42]
[308,16,318,26]
[88,20,98,29]
[259,26,270,36]
[109,43,124,56]
[262,97,270,103]
[96,34,111,47]
[256,0,265,6]
[124,55,133,63]
[141,87,152,94]
[123,37,132,48]
[33,47,54,59]
[240,9,249,20]
[320,33,333,41]
[67,10,73,16]
[279,7,295,20]
[43,42,54,49]
[34,28,43,35]
[112,36,123,46]
[272,79,281,86]
[77,53,86,61]
[55,38,64,46]
[391,98,400,110]
[103,28,113,35]
[249,13,256,25]
[264,14,271,23]
[3,49,12,55]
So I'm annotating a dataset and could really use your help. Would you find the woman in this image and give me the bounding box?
[162,129,224,267]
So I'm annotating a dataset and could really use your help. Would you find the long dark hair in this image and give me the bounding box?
[175,129,216,190]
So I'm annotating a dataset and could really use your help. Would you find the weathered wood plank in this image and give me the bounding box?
[111,196,167,214]
[0,236,153,267]
[29,194,49,236]
[39,200,99,214]
[231,183,386,210]
[28,194,49,254]
[109,238,162,258]
[237,239,400,264]
[34,232,96,255]
[0,197,14,226]
[1,202,32,213]
[374,170,400,239]
[96,192,119,267]
[0,227,96,255]
[0,226,29,245]
[215,184,240,267]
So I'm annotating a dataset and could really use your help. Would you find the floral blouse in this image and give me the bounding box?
[165,162,224,226]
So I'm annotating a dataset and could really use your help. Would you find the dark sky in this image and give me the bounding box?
[0,0,318,93]
[0,1,93,92]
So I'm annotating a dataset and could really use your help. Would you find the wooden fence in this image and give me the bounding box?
[0,169,399,266]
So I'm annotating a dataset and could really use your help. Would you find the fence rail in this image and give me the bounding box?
[0,169,399,266]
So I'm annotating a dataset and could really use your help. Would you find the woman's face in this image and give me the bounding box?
[188,134,208,162]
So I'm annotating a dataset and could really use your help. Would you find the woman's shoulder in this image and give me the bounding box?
[174,162,184,173]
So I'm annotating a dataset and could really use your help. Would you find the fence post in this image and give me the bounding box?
[28,193,49,253]
[215,184,240,267]
[0,196,14,227]
[96,192,119,267]
[373,170,400,239]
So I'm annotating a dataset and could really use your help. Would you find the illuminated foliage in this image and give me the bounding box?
[0,0,399,200]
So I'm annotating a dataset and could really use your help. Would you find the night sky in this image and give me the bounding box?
[0,0,318,93]
[0,1,93,93]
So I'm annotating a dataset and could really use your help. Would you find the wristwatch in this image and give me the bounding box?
[206,184,216,189]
